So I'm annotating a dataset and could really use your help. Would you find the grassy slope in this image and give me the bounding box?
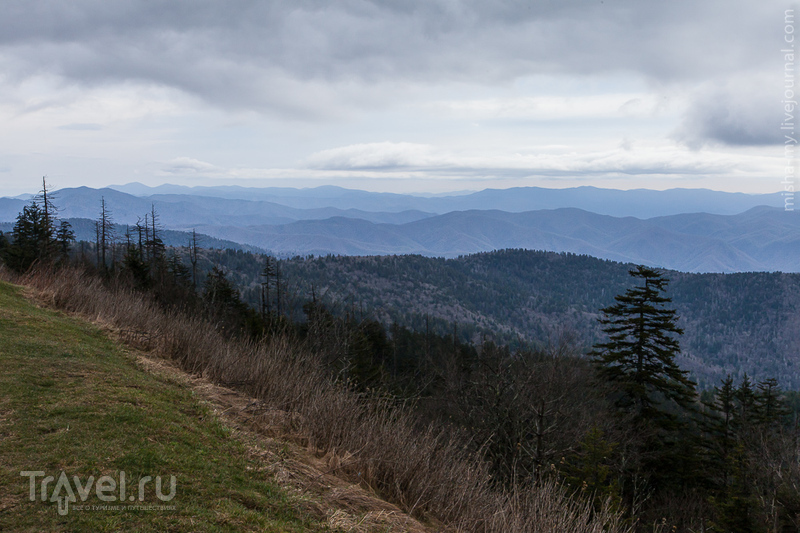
[0,280,333,532]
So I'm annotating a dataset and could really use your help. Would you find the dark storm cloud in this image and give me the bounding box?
[0,0,779,125]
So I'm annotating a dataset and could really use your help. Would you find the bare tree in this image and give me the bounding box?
[147,204,165,265]
[435,338,618,489]
[35,175,58,260]
[97,197,114,271]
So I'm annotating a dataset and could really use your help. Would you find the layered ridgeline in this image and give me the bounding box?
[267,250,800,390]
[1,185,797,272]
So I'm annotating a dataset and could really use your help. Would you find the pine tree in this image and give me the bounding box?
[56,220,75,260]
[0,232,9,263]
[592,266,701,494]
[204,266,246,316]
[189,229,199,290]
[260,256,275,318]
[705,375,737,487]
[3,177,64,271]
[121,242,150,289]
[5,201,56,272]
[755,378,789,427]
[167,252,192,286]
[561,426,622,514]
[734,374,759,437]
[592,265,697,426]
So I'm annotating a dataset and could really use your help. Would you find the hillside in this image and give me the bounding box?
[162,247,800,389]
[0,279,427,532]
[273,250,800,389]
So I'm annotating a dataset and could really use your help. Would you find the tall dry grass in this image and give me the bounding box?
[12,265,629,532]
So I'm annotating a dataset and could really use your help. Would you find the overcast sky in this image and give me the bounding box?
[0,0,790,195]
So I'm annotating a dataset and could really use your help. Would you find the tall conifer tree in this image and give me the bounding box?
[592,265,701,494]
[592,265,696,426]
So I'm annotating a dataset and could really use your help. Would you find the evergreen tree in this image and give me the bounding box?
[561,426,622,514]
[591,265,697,426]
[121,242,150,289]
[5,201,57,272]
[704,375,737,487]
[167,252,192,287]
[56,220,75,260]
[203,266,251,331]
[710,443,762,533]
[591,266,700,495]
[704,374,792,531]
[260,256,275,318]
[0,231,8,264]
[755,378,789,427]
[733,374,759,437]
[189,229,200,290]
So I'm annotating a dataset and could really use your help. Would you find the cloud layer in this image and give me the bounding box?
[0,0,787,194]
[0,1,779,120]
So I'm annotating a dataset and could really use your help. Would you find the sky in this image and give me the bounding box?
[0,0,792,196]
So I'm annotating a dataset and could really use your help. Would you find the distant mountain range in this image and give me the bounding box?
[191,206,800,272]
[107,182,784,218]
[0,184,796,273]
[0,187,435,227]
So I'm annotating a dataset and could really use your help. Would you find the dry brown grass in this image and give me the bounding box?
[133,347,431,533]
[12,265,630,533]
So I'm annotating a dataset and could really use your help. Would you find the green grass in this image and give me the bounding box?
[0,281,333,532]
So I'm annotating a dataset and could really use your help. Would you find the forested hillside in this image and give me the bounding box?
[261,250,800,389]
[167,247,800,389]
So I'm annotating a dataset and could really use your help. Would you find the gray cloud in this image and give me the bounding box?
[0,0,780,121]
[676,78,785,147]
[304,141,730,179]
[161,157,219,175]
